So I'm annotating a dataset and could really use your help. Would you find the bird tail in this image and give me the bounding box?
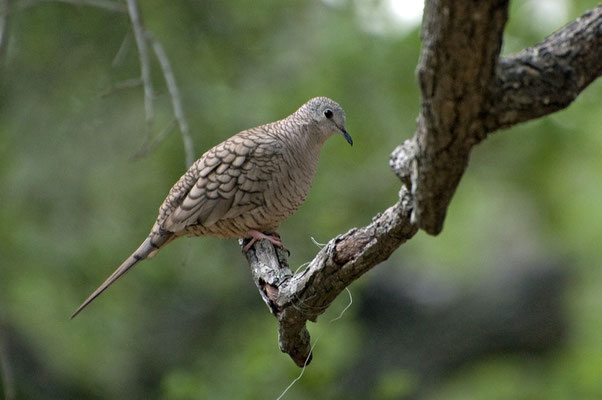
[71,233,170,319]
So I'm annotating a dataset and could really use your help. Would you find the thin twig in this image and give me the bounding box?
[112,32,131,67]
[99,77,142,97]
[131,119,177,161]
[145,30,195,167]
[14,0,126,13]
[0,0,8,64]
[125,0,153,138]
[14,0,194,167]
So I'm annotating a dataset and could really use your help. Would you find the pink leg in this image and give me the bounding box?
[244,229,288,253]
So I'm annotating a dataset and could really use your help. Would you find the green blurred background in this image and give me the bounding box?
[1,0,601,399]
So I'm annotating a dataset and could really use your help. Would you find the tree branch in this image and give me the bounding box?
[131,119,176,161]
[245,2,602,366]
[406,0,510,235]
[111,32,132,68]
[243,189,417,366]
[395,2,602,235]
[486,5,602,131]
[145,31,195,167]
[125,0,195,167]
[126,0,153,137]
[13,0,196,166]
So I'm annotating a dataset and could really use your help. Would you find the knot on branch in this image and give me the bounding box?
[389,138,418,189]
[334,228,369,265]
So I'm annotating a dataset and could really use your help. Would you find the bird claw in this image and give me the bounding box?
[243,230,290,255]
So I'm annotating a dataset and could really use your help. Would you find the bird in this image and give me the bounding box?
[72,96,352,318]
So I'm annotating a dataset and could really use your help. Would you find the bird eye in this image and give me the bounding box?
[324,109,334,119]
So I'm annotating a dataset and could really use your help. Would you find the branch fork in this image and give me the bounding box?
[244,2,602,366]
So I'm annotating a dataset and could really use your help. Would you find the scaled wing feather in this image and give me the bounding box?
[162,132,283,232]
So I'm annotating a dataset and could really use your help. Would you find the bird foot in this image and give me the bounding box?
[244,230,289,255]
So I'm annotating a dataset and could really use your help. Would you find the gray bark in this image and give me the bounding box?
[244,2,602,366]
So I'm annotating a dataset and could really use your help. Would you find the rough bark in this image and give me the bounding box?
[242,189,417,367]
[409,0,509,235]
[487,7,602,131]
[245,2,602,366]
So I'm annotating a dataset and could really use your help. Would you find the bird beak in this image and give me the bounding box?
[341,128,353,146]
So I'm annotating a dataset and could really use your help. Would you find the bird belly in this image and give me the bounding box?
[180,209,285,239]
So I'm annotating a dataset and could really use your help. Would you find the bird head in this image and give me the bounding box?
[302,97,352,146]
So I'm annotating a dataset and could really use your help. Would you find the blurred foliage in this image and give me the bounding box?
[0,0,601,399]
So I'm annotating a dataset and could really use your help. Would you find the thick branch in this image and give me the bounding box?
[411,0,510,235]
[244,189,417,366]
[392,3,601,235]
[246,3,601,367]
[487,5,602,130]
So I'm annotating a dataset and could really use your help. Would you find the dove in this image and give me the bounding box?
[72,96,351,318]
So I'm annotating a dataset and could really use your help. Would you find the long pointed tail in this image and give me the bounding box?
[71,234,170,318]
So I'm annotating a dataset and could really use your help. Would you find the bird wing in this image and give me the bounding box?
[161,131,284,232]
